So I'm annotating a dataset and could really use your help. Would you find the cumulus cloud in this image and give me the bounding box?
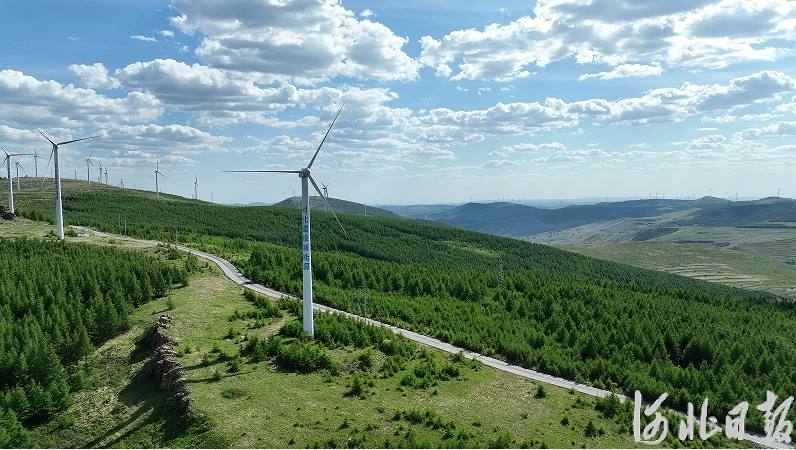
[69,63,121,89]
[578,63,663,81]
[483,159,521,168]
[160,30,174,37]
[95,123,232,155]
[737,121,796,139]
[169,0,420,81]
[419,0,796,81]
[0,69,163,126]
[569,70,796,125]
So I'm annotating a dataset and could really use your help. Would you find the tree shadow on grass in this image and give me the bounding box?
[85,375,232,448]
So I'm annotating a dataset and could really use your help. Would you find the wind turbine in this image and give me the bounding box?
[321,181,329,212]
[85,150,95,183]
[155,161,166,200]
[97,160,103,183]
[25,119,98,239]
[1,145,34,214]
[33,148,42,178]
[194,176,198,200]
[104,167,108,185]
[225,105,347,338]
[15,157,28,190]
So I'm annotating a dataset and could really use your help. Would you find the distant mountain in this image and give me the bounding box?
[225,201,271,207]
[674,197,796,226]
[428,199,699,237]
[272,196,404,219]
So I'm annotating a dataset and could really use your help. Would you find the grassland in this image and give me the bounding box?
[567,241,796,299]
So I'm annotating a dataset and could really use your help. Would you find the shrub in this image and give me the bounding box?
[534,384,547,399]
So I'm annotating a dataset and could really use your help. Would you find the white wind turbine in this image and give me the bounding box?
[85,150,95,183]
[26,119,98,239]
[97,160,103,183]
[322,181,330,212]
[155,160,166,199]
[225,105,347,338]
[1,145,34,214]
[194,176,198,200]
[15,157,28,191]
[104,167,108,185]
[33,148,42,178]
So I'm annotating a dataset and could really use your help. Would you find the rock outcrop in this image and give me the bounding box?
[138,315,193,421]
[0,205,15,220]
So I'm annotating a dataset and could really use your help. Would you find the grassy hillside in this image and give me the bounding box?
[0,227,648,448]
[273,195,404,219]
[5,181,796,442]
[567,241,796,299]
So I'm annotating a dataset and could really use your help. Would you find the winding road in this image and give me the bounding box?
[76,226,789,449]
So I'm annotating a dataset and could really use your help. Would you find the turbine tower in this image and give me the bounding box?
[104,167,108,185]
[1,145,34,214]
[33,148,42,178]
[225,105,347,338]
[322,182,330,212]
[194,176,198,200]
[85,151,95,183]
[97,160,103,183]
[155,161,166,200]
[26,119,97,239]
[15,157,28,190]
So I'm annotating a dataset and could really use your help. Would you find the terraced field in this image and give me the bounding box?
[567,241,796,299]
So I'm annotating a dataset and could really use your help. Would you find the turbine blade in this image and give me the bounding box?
[222,170,302,173]
[0,143,7,156]
[57,135,98,146]
[88,159,95,168]
[24,118,57,147]
[307,104,344,169]
[40,150,54,188]
[309,175,348,239]
[19,165,27,175]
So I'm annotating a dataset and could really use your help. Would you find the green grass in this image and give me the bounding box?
[17,239,643,448]
[567,241,796,299]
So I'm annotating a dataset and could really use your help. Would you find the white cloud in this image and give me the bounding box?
[360,9,373,18]
[737,121,796,139]
[160,30,174,37]
[170,0,420,82]
[96,123,232,155]
[501,142,566,153]
[0,69,163,126]
[578,63,663,81]
[483,159,521,168]
[419,0,796,81]
[69,63,121,89]
[131,35,157,42]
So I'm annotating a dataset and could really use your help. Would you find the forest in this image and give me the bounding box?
[11,187,796,439]
[0,238,186,446]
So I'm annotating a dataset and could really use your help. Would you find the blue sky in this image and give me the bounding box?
[1,0,796,205]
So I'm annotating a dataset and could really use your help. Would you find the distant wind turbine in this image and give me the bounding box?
[322,181,330,212]
[85,151,95,183]
[97,160,103,183]
[104,167,108,185]
[1,145,34,213]
[33,148,43,178]
[225,105,347,338]
[155,161,166,200]
[25,118,98,239]
[194,176,198,200]
[15,157,28,190]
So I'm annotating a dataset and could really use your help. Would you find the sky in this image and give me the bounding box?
[1,0,796,205]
